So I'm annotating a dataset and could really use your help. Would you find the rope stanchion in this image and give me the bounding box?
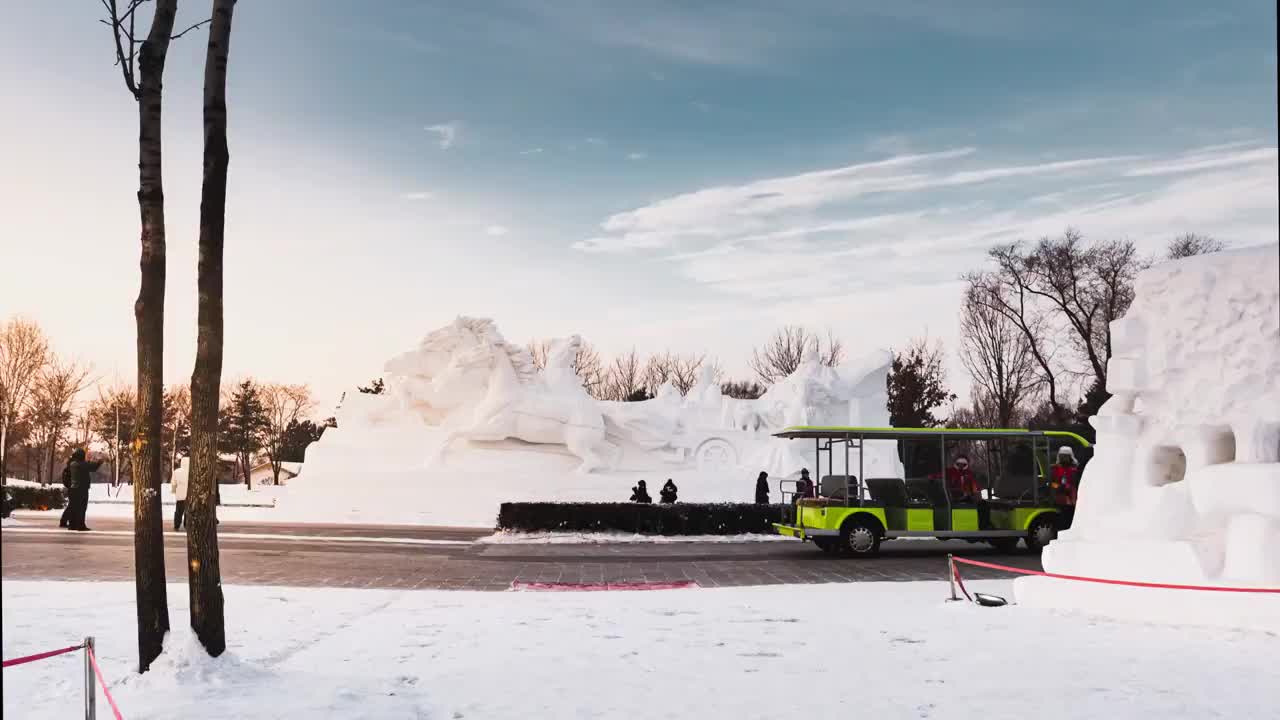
[952,556,1280,594]
[2,644,84,668]
[86,645,124,720]
[952,561,974,603]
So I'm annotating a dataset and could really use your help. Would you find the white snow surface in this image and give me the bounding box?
[4,580,1277,719]
[1018,243,1280,627]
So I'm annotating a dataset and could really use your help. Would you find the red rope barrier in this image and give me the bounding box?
[952,557,1280,594]
[87,646,124,720]
[951,563,974,602]
[2,644,83,668]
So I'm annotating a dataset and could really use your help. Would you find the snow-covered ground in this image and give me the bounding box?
[3,580,1275,719]
[479,530,790,544]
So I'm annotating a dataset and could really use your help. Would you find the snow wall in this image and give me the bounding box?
[291,317,901,527]
[1015,243,1280,632]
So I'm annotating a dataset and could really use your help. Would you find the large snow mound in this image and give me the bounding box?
[1016,242,1280,628]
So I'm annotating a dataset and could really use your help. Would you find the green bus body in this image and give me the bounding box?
[770,426,1088,552]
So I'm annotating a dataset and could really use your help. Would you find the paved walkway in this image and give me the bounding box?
[2,516,1042,591]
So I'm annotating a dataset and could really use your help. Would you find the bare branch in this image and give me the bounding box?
[170,17,212,40]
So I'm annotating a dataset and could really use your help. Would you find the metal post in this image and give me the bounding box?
[844,434,850,506]
[947,555,958,602]
[858,433,865,504]
[84,636,95,720]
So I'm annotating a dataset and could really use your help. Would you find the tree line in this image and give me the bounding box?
[0,324,318,490]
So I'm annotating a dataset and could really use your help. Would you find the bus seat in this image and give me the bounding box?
[820,474,857,499]
[865,477,909,506]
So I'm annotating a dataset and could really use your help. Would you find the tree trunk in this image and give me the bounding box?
[187,0,237,657]
[132,0,178,674]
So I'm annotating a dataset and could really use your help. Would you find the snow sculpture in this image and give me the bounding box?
[294,316,897,523]
[1015,244,1280,631]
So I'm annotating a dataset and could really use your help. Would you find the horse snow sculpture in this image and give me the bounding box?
[383,317,615,472]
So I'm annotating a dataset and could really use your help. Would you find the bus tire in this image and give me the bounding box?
[839,516,882,557]
[1025,515,1058,552]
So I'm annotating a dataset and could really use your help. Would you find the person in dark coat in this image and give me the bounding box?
[58,453,76,527]
[798,468,815,499]
[659,479,678,504]
[754,471,770,504]
[65,448,102,531]
[630,480,652,504]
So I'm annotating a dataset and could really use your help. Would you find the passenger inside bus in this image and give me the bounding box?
[945,454,980,503]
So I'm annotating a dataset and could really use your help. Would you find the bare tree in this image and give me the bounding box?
[958,283,1040,428]
[971,253,1065,419]
[670,354,717,396]
[573,340,606,398]
[165,384,191,476]
[187,0,237,658]
[601,348,647,401]
[89,384,137,484]
[29,357,93,482]
[749,326,843,384]
[260,384,314,485]
[0,318,50,486]
[1167,233,1227,260]
[526,338,607,397]
[643,352,674,393]
[103,0,197,672]
[526,340,549,370]
[641,352,718,396]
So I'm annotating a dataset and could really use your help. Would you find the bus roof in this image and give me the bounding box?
[773,426,1091,447]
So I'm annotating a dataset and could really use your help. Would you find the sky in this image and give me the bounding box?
[2,0,1277,412]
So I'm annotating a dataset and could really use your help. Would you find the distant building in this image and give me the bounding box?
[248,460,302,486]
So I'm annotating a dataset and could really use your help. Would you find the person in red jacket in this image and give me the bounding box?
[945,454,980,502]
[1051,446,1079,506]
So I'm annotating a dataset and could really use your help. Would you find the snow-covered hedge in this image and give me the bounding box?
[497,502,786,535]
[3,485,67,515]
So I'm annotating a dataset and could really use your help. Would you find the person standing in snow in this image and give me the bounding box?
[659,479,678,504]
[630,480,652,504]
[64,448,101,531]
[58,452,76,528]
[171,460,189,531]
[754,471,770,504]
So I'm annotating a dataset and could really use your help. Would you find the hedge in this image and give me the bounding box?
[497,502,786,535]
[2,485,67,516]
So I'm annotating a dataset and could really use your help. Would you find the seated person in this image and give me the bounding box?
[944,454,980,503]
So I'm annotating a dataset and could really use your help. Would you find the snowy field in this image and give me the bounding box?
[4,580,1276,720]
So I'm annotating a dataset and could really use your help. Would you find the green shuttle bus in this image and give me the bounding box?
[772,426,1091,556]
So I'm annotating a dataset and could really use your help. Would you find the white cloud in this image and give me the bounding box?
[425,123,459,149]
[485,225,510,237]
[520,147,545,155]
[1124,145,1277,177]
[574,142,1279,303]
[401,191,434,200]
[627,152,648,161]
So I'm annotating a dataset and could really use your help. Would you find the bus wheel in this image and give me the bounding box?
[988,537,1019,553]
[1025,516,1058,552]
[840,518,881,557]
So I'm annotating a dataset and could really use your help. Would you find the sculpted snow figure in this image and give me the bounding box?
[1015,244,1280,632]
[322,316,899,476]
